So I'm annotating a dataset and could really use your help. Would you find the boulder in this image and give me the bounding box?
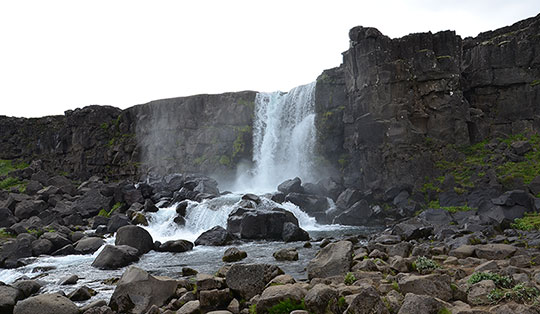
[225,264,283,300]
[304,284,338,314]
[345,286,389,314]
[467,280,496,305]
[333,199,373,225]
[72,189,113,218]
[106,215,131,233]
[12,280,41,298]
[222,247,247,262]
[109,266,178,314]
[199,288,233,312]
[91,245,140,270]
[59,275,79,285]
[281,222,310,242]
[75,237,105,254]
[0,284,23,314]
[256,284,307,313]
[227,207,302,241]
[195,226,235,246]
[474,244,517,260]
[284,193,328,215]
[307,240,352,279]
[397,274,452,301]
[449,245,476,259]
[175,200,189,216]
[143,199,159,213]
[273,248,298,261]
[115,225,154,255]
[392,217,433,241]
[0,236,34,268]
[0,207,18,228]
[336,188,362,209]
[177,300,200,314]
[13,293,78,314]
[397,293,447,314]
[277,177,303,194]
[67,286,94,301]
[31,238,54,256]
[51,244,79,256]
[40,232,71,251]
[158,240,193,253]
[14,200,47,220]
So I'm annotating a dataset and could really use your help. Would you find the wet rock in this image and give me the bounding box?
[31,238,54,256]
[277,177,303,194]
[222,247,247,262]
[58,275,78,285]
[91,245,139,270]
[195,226,235,246]
[182,267,198,276]
[40,232,71,251]
[67,285,95,301]
[13,293,78,314]
[115,225,154,255]
[12,280,41,298]
[51,244,79,256]
[175,200,189,216]
[273,248,298,261]
[335,188,362,209]
[109,266,178,314]
[307,240,352,279]
[225,264,283,300]
[227,207,303,241]
[281,222,310,242]
[158,240,194,253]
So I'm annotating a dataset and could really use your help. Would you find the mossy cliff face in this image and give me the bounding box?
[315,14,540,193]
[0,92,256,181]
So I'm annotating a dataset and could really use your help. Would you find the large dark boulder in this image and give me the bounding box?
[106,215,131,233]
[284,193,328,215]
[0,234,34,268]
[91,245,139,270]
[115,225,154,255]
[333,199,374,225]
[157,240,193,253]
[75,237,105,254]
[392,217,434,241]
[72,189,113,218]
[0,207,18,228]
[277,177,303,194]
[227,207,307,241]
[40,232,71,251]
[12,280,41,299]
[14,200,47,220]
[13,293,78,314]
[109,266,178,314]
[335,188,363,209]
[281,222,310,242]
[47,176,75,196]
[194,226,235,246]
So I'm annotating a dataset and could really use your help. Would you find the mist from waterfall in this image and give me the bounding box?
[233,82,317,192]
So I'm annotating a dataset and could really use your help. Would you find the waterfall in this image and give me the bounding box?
[235,82,317,192]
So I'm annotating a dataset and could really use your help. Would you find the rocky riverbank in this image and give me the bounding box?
[0,158,540,313]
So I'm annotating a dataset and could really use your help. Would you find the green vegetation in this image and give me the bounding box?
[438,308,452,314]
[0,229,15,239]
[412,256,439,273]
[98,202,122,218]
[27,228,44,238]
[511,212,540,231]
[344,272,356,285]
[100,122,109,130]
[232,125,251,158]
[0,159,29,176]
[337,296,346,308]
[436,55,452,60]
[531,79,540,87]
[219,155,231,166]
[193,156,206,166]
[249,304,257,314]
[426,200,475,213]
[0,177,22,190]
[268,299,305,314]
[392,281,400,292]
[488,283,540,304]
[468,272,512,288]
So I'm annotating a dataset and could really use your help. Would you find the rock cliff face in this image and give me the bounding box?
[315,13,540,192]
[0,92,255,181]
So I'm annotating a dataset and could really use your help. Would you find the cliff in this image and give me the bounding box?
[315,13,540,194]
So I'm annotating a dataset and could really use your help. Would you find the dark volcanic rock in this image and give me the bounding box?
[194,226,235,246]
[0,283,23,314]
[91,245,139,270]
[281,222,310,242]
[157,240,193,253]
[75,237,106,254]
[225,264,283,300]
[307,240,353,279]
[222,247,247,262]
[0,207,18,228]
[115,225,154,255]
[277,177,303,194]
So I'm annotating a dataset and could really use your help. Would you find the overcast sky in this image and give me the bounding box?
[1,1,539,118]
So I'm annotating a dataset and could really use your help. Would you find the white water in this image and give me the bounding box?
[234,82,317,193]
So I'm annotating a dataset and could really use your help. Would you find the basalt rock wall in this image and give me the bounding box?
[0,91,256,181]
[315,13,540,193]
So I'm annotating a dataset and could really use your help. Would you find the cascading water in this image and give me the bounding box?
[235,82,317,192]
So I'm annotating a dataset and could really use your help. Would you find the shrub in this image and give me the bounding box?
[267,299,305,314]
[412,256,439,273]
[468,272,512,288]
[344,272,356,285]
[487,284,540,304]
[511,212,540,231]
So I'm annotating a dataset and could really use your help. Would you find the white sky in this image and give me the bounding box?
[1,1,539,118]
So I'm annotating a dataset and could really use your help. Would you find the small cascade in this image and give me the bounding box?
[235,82,317,192]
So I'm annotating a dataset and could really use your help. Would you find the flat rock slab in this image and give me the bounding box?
[474,244,517,260]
